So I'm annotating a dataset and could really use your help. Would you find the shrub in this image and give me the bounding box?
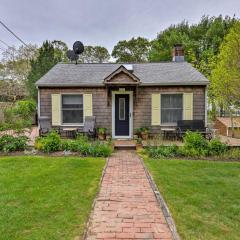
[208,138,228,156]
[182,131,209,157]
[15,100,36,119]
[3,100,36,131]
[89,142,113,157]
[146,145,179,158]
[223,148,240,160]
[45,132,113,157]
[0,135,28,153]
[35,131,61,153]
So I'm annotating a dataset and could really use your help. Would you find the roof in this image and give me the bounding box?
[217,117,240,128]
[35,62,209,87]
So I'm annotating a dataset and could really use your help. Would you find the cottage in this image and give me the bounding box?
[36,46,209,139]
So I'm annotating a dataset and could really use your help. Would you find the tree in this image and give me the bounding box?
[78,45,110,63]
[149,15,236,66]
[211,21,240,136]
[149,21,194,62]
[52,40,68,62]
[1,44,38,81]
[26,41,60,99]
[112,37,151,63]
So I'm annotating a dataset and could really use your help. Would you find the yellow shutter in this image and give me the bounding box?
[183,93,193,120]
[151,94,161,125]
[84,94,93,118]
[51,94,61,126]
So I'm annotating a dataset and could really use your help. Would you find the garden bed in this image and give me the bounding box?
[0,131,113,157]
[144,131,240,161]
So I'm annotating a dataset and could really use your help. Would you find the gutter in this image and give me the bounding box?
[36,82,209,88]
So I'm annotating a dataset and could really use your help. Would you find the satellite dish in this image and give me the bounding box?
[66,50,79,61]
[73,41,84,55]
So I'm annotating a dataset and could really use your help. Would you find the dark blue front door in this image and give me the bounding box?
[115,94,129,136]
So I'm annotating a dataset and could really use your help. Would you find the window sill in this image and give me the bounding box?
[160,124,177,127]
[61,124,84,127]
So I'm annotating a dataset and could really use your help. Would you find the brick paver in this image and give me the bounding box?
[85,150,173,240]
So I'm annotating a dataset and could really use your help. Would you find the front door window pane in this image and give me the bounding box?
[119,98,125,120]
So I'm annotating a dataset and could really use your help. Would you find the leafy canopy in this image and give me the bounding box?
[112,37,151,63]
[149,15,236,77]
[211,21,240,112]
[78,45,110,63]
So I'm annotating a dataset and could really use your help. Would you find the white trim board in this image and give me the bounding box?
[112,91,133,139]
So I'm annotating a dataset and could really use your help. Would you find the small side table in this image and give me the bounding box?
[62,128,77,138]
[161,127,177,140]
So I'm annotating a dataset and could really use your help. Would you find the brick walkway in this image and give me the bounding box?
[85,150,173,240]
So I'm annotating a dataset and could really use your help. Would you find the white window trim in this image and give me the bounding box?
[160,93,183,126]
[61,93,84,126]
[112,91,133,139]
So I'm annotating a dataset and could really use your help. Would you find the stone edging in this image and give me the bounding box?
[80,157,110,240]
[139,156,181,240]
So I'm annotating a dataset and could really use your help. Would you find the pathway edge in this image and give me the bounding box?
[139,154,181,240]
[81,157,110,240]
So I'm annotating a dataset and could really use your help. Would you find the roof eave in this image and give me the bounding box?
[141,81,209,86]
[36,81,209,88]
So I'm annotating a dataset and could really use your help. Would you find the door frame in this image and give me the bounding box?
[112,91,133,139]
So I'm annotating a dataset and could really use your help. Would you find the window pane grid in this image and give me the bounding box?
[62,95,83,124]
[161,94,183,124]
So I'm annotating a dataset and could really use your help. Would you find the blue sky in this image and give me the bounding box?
[0,0,240,54]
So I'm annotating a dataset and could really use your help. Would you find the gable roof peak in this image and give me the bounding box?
[103,65,140,85]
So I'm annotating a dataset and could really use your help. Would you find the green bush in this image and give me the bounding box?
[37,131,113,157]
[35,131,61,153]
[146,145,179,158]
[208,138,228,156]
[0,135,28,153]
[182,131,209,157]
[89,142,113,157]
[3,100,36,131]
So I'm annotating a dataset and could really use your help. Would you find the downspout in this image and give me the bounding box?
[205,86,208,127]
[37,87,40,122]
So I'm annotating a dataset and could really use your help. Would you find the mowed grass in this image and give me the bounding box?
[0,156,105,240]
[143,157,240,240]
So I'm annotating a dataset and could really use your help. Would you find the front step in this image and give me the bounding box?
[113,140,136,150]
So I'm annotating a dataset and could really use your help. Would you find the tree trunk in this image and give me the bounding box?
[230,110,235,138]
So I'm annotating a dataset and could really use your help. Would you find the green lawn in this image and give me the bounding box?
[0,156,105,240]
[143,157,240,240]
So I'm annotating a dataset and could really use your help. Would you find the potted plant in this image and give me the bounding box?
[97,127,107,140]
[134,128,142,138]
[141,127,149,140]
[135,137,142,151]
[106,130,112,141]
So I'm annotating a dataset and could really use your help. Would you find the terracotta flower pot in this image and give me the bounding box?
[141,132,148,140]
[136,143,143,151]
[106,135,111,141]
[98,134,105,140]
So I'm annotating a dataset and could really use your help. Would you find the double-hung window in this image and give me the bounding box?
[62,95,83,124]
[161,94,183,124]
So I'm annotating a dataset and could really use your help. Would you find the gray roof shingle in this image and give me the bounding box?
[35,62,209,87]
